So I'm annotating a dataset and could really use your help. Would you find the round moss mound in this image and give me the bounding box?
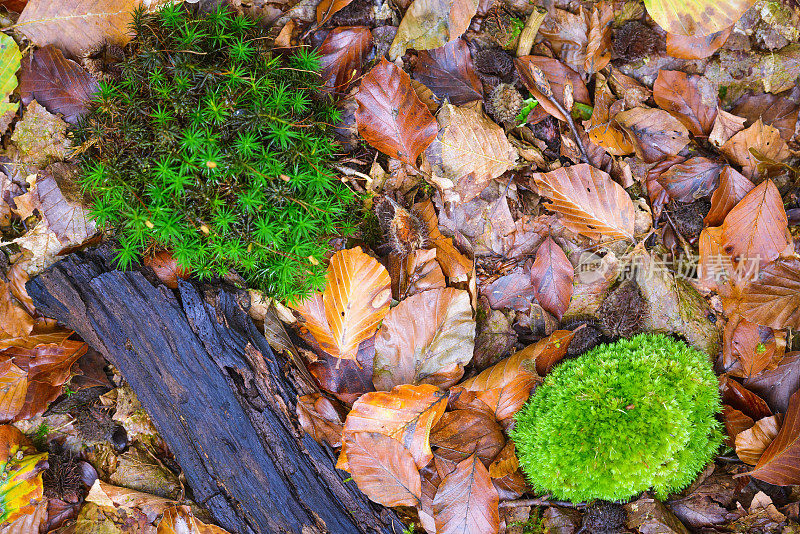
[511,333,722,503]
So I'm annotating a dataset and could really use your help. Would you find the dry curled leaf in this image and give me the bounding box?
[413,39,483,106]
[515,56,591,122]
[291,247,391,361]
[720,119,789,179]
[530,236,573,321]
[157,505,231,534]
[373,288,475,390]
[653,70,718,137]
[433,454,500,534]
[318,27,373,95]
[356,58,437,166]
[736,415,782,465]
[413,199,472,283]
[530,163,635,242]
[583,73,635,156]
[388,0,479,59]
[344,432,422,507]
[750,389,800,485]
[709,110,747,148]
[616,107,691,163]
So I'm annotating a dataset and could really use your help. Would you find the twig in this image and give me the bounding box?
[499,497,579,508]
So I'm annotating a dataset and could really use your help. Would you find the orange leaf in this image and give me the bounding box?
[0,359,27,422]
[530,163,635,241]
[738,258,800,330]
[157,504,231,534]
[736,415,782,465]
[296,393,345,448]
[291,247,391,361]
[722,315,784,378]
[413,199,472,283]
[616,107,691,163]
[720,119,789,179]
[318,27,373,94]
[721,180,789,266]
[433,454,499,534]
[704,166,754,227]
[722,405,754,447]
[751,389,800,485]
[666,27,732,60]
[653,70,718,137]
[583,73,634,156]
[530,236,573,320]
[430,409,505,467]
[344,432,422,507]
[488,441,519,479]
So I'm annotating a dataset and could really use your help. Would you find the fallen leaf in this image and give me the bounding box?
[723,405,754,447]
[413,199,473,283]
[737,258,800,330]
[732,91,800,142]
[388,0,479,59]
[656,157,723,202]
[607,67,651,109]
[413,39,483,106]
[291,247,391,361]
[296,392,345,448]
[487,441,518,479]
[481,263,537,312]
[708,109,747,147]
[397,248,447,299]
[0,33,21,134]
[644,0,755,36]
[373,288,475,390]
[736,415,782,465]
[720,119,789,179]
[723,316,784,378]
[143,250,190,290]
[316,0,355,24]
[721,179,789,266]
[653,70,718,137]
[431,409,505,467]
[157,505,231,534]
[342,383,447,468]
[530,163,635,241]
[537,4,612,77]
[307,336,375,404]
[17,0,146,58]
[0,280,36,341]
[625,496,691,534]
[666,27,732,60]
[19,45,98,124]
[9,100,71,166]
[515,56,591,122]
[344,432,422,507]
[85,479,175,521]
[616,107,691,163]
[318,27,373,95]
[583,73,635,156]
[719,374,772,420]
[750,389,800,485]
[0,360,27,422]
[530,236,573,321]
[0,425,47,524]
[356,58,437,166]
[433,454,500,534]
[704,166,754,227]
[423,101,517,204]
[744,353,800,414]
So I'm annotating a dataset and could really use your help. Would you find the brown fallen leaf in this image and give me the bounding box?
[19,46,98,124]
[736,415,782,465]
[487,440,518,479]
[583,73,635,156]
[157,505,231,534]
[720,119,790,179]
[307,336,376,405]
[653,70,718,137]
[397,248,447,300]
[723,315,784,378]
[732,91,800,142]
[515,56,591,122]
[644,0,755,36]
[530,236,573,321]
[750,389,800,485]
[291,247,391,361]
[86,479,175,521]
[373,287,475,390]
[704,166,754,227]
[316,0,355,24]
[344,432,422,507]
[616,107,691,163]
[719,374,773,421]
[708,110,747,147]
[356,58,437,166]
[723,405,755,447]
[413,39,483,106]
[537,3,612,77]
[342,383,447,468]
[720,179,789,266]
[666,27,732,60]
[423,101,518,204]
[530,164,635,242]
[625,496,691,534]
[318,27,373,95]
[388,0,479,59]
[481,262,537,312]
[433,454,500,534]
[296,392,345,448]
[607,68,652,109]
[656,157,723,203]
[737,258,800,330]
[143,250,190,290]
[431,409,505,467]
[414,199,472,283]
[743,353,800,415]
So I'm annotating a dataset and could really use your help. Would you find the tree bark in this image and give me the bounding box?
[27,246,403,534]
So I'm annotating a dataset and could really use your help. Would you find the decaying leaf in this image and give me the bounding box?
[537,4,612,76]
[666,27,733,60]
[616,107,691,163]
[708,110,747,147]
[737,258,800,330]
[433,454,500,534]
[719,374,772,421]
[157,505,231,533]
[704,166,754,227]
[736,415,782,465]
[723,315,784,378]
[397,248,447,300]
[388,0,479,59]
[720,119,790,179]
[356,58,437,166]
[413,199,473,283]
[413,39,483,106]
[423,101,517,204]
[723,405,755,447]
[345,432,422,507]
[307,335,376,404]
[0,425,48,524]
[296,393,345,448]
[530,236,573,321]
[732,91,800,142]
[10,100,71,166]
[373,288,475,390]
[653,70,718,137]
[530,164,635,242]
[644,0,756,36]
[583,73,635,156]
[750,389,800,485]
[743,353,800,415]
[318,27,373,95]
[291,247,391,361]
[430,409,505,467]
[515,56,591,122]
[656,157,723,203]
[0,33,21,133]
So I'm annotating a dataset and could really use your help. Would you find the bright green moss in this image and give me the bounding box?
[72,3,355,302]
[511,334,722,503]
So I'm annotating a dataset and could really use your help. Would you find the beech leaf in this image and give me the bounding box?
[0,425,47,524]
[616,107,691,163]
[583,73,635,156]
[750,389,800,485]
[388,0,479,59]
[704,166,754,227]
[644,0,756,36]
[656,157,723,202]
[723,405,754,447]
[345,432,422,507]
[530,164,635,242]
[530,236,573,320]
[666,28,733,60]
[653,70,718,137]
[736,415,781,465]
[516,56,591,122]
[318,27,373,95]
[373,287,475,391]
[738,258,800,330]
[356,58,437,166]
[743,353,800,415]
[413,39,483,106]
[720,119,790,179]
[413,199,473,283]
[433,454,500,534]
[430,409,505,467]
[296,393,345,448]
[0,34,21,131]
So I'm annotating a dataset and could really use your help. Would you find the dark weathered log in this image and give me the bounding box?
[27,247,403,534]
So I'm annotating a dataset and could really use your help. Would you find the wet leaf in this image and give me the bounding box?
[157,504,231,533]
[723,316,784,378]
[607,68,651,109]
[723,405,755,447]
[342,383,447,468]
[433,454,499,534]
[704,166,754,227]
[616,107,691,163]
[530,163,635,241]
[750,389,800,485]
[653,70,718,137]
[423,101,517,204]
[736,415,782,465]
[720,119,789,179]
[744,353,800,415]
[0,425,47,524]
[9,100,71,166]
[316,0,355,24]
[721,180,789,266]
[373,288,475,390]
[143,250,190,290]
[737,258,800,330]
[732,91,800,142]
[515,56,591,122]
[345,432,422,507]
[583,73,635,156]
[397,248,447,300]
[291,247,391,361]
[719,374,772,420]
[85,479,175,519]
[318,27,373,95]
[413,39,483,106]
[356,58,437,166]
[626,496,691,534]
[413,199,473,283]
[530,236,573,321]
[431,409,505,467]
[666,27,732,60]
[656,157,723,202]
[644,0,755,36]
[17,0,145,58]
[307,337,376,404]
[488,441,518,479]
[296,392,345,448]
[537,4,612,76]
[0,280,36,342]
[0,360,27,422]
[388,0,478,59]
[481,263,537,312]
[19,45,98,124]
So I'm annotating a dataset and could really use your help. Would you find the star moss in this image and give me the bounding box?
[72,3,355,301]
[511,334,723,503]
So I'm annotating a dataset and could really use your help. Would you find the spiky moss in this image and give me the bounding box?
[71,3,355,301]
[511,333,722,503]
